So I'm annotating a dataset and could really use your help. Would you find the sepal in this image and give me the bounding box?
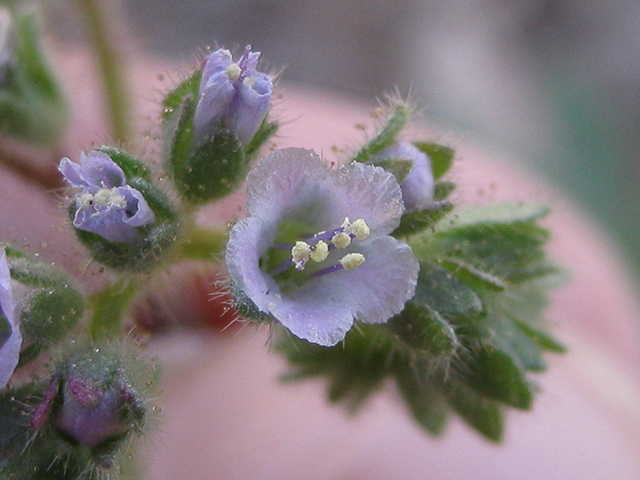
[5,247,84,366]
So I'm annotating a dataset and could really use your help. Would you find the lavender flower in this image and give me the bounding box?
[59,151,155,244]
[226,148,419,346]
[0,247,21,389]
[193,45,272,145]
[374,141,435,211]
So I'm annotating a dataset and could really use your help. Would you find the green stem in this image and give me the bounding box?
[88,277,139,339]
[179,224,227,261]
[75,0,131,142]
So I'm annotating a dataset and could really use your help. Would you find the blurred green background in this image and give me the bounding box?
[51,0,640,280]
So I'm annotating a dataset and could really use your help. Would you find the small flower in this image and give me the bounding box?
[0,246,21,389]
[193,45,273,146]
[59,151,155,244]
[226,148,419,346]
[373,141,435,211]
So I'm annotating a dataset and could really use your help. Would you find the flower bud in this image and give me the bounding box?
[194,45,272,146]
[373,141,435,211]
[59,148,180,271]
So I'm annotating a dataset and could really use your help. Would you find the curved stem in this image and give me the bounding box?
[88,277,139,340]
[75,0,132,142]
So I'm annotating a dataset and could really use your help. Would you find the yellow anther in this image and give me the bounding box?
[339,253,366,270]
[78,188,127,209]
[226,63,241,81]
[331,232,351,249]
[351,219,370,240]
[291,241,311,269]
[310,241,329,262]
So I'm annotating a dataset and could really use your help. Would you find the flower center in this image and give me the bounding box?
[226,45,254,86]
[263,217,370,289]
[78,188,127,210]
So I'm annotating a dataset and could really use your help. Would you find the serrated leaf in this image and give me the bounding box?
[388,302,458,357]
[444,383,504,442]
[440,257,507,291]
[513,318,566,353]
[457,345,533,409]
[352,102,409,163]
[413,262,484,322]
[436,202,550,232]
[395,366,449,435]
[393,201,454,237]
[412,141,454,179]
[433,181,456,202]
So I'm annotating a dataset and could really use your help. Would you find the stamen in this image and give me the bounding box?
[310,241,329,262]
[309,253,366,278]
[331,232,351,249]
[236,45,252,84]
[291,241,311,270]
[339,253,366,270]
[78,188,127,209]
[351,219,370,240]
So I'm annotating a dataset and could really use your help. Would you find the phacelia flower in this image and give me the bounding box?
[59,151,155,244]
[226,148,419,346]
[193,45,272,145]
[373,141,434,211]
[0,246,21,389]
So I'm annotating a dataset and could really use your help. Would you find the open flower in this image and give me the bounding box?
[0,247,21,389]
[58,151,155,244]
[193,45,272,146]
[373,141,434,211]
[226,148,419,346]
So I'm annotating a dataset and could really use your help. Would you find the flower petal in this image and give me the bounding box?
[246,148,404,234]
[0,247,20,389]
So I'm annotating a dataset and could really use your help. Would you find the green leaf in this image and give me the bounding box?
[412,262,484,322]
[457,345,534,409]
[433,181,456,202]
[393,201,454,237]
[436,202,550,232]
[387,303,458,358]
[395,365,449,435]
[352,101,409,163]
[245,118,279,158]
[440,257,507,291]
[444,383,504,442]
[514,319,566,353]
[412,141,454,179]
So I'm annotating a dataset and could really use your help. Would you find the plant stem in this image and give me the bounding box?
[88,277,139,339]
[75,0,131,142]
[179,224,227,261]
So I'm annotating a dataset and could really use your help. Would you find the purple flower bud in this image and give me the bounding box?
[58,151,155,244]
[374,141,435,211]
[193,45,272,146]
[226,148,419,346]
[53,354,143,449]
[0,247,20,389]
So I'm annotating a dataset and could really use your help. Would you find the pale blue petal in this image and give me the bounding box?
[0,247,20,389]
[375,142,434,211]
